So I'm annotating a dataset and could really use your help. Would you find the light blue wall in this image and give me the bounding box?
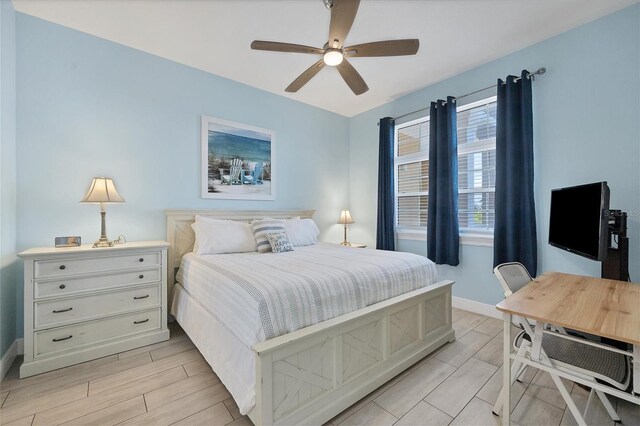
[348,5,640,305]
[1,0,18,359]
[6,5,639,350]
[14,14,350,338]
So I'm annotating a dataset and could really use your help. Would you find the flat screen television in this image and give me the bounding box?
[548,181,610,261]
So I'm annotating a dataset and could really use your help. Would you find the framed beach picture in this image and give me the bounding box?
[201,116,275,200]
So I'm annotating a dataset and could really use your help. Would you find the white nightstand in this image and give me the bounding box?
[18,240,170,377]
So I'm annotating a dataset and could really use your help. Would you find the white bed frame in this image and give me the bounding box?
[166,210,455,426]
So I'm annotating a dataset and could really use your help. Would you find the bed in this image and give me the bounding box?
[166,210,454,426]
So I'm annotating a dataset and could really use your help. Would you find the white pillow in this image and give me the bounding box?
[284,218,319,247]
[191,216,257,255]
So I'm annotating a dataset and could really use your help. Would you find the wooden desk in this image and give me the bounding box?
[496,272,640,425]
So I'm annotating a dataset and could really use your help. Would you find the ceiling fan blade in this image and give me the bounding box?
[336,58,368,95]
[328,0,360,49]
[344,39,420,57]
[285,59,326,92]
[251,40,323,54]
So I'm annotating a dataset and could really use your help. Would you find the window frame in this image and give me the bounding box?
[394,96,497,247]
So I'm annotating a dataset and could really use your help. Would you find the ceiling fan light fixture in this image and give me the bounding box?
[323,49,344,66]
[250,0,418,95]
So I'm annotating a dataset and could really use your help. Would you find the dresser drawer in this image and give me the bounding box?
[35,308,161,357]
[35,268,161,299]
[34,252,162,278]
[35,284,161,329]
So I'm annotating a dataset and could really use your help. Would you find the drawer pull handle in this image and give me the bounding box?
[133,295,149,300]
[52,307,73,313]
[59,265,66,270]
[139,258,144,262]
[59,284,66,289]
[134,319,149,324]
[138,274,144,279]
[52,335,72,342]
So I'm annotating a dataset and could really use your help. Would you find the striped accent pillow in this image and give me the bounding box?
[252,219,286,253]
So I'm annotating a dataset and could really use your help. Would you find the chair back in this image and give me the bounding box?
[230,159,243,182]
[253,162,264,183]
[494,262,534,329]
[493,262,532,297]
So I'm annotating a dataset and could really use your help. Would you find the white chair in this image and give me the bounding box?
[494,262,533,297]
[494,262,535,331]
[219,158,244,185]
[492,262,631,425]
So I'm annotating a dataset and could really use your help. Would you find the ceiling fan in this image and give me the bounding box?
[250,0,419,95]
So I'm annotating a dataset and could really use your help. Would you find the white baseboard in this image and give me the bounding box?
[1,338,22,381]
[452,296,501,319]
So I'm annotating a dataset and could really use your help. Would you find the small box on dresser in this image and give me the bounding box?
[18,240,170,378]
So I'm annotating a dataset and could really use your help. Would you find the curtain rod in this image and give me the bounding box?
[384,67,546,124]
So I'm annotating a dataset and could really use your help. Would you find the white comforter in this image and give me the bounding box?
[176,243,437,350]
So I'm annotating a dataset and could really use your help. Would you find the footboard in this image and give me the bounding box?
[250,280,454,426]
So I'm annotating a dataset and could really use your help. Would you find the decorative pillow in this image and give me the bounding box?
[266,231,294,253]
[191,216,257,255]
[284,218,320,246]
[252,218,286,253]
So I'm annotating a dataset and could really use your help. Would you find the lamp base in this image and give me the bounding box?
[93,238,115,248]
[92,209,114,248]
[340,241,352,246]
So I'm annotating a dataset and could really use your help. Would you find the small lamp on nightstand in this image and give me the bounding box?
[80,177,125,248]
[338,209,355,246]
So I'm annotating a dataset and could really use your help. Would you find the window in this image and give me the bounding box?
[395,119,429,231]
[394,96,497,243]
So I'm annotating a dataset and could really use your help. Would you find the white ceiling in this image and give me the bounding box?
[13,0,638,117]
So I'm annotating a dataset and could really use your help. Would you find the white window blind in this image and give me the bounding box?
[457,97,497,233]
[394,96,497,237]
[395,119,430,230]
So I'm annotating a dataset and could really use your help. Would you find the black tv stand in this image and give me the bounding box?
[600,210,630,350]
[601,209,629,281]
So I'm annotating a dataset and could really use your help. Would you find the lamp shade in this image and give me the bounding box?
[338,209,355,225]
[80,177,125,203]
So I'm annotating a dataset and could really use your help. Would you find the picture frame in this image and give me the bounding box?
[201,115,275,200]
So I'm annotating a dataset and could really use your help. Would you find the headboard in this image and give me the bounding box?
[165,209,315,292]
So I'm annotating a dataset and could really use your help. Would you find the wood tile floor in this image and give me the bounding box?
[1,309,638,425]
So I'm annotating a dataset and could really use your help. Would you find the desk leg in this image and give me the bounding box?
[502,312,512,425]
[634,344,639,395]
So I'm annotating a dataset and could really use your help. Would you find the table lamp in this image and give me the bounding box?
[80,177,124,247]
[338,209,355,246]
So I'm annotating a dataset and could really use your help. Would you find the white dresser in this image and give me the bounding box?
[18,241,170,377]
